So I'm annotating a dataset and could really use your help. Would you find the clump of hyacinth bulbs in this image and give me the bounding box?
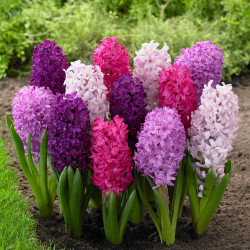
[7,38,238,246]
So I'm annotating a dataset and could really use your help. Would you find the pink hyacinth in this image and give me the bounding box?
[90,115,134,196]
[188,81,239,197]
[158,64,197,133]
[93,37,131,99]
[64,60,108,124]
[133,40,171,111]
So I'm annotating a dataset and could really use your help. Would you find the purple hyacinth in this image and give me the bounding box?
[29,40,69,94]
[109,73,147,151]
[134,107,186,187]
[174,41,223,101]
[47,93,91,172]
[12,86,56,162]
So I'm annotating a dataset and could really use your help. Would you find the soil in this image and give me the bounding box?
[0,75,250,250]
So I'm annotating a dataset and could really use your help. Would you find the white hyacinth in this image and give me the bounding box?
[188,81,239,197]
[64,60,109,124]
[133,41,171,111]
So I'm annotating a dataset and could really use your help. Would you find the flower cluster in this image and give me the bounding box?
[188,81,239,196]
[29,40,69,94]
[174,41,223,101]
[64,60,108,124]
[93,37,131,97]
[12,86,55,162]
[133,40,171,111]
[47,93,91,172]
[109,73,147,151]
[158,64,197,133]
[90,116,134,196]
[134,107,186,188]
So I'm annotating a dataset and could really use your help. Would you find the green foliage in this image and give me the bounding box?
[0,0,249,79]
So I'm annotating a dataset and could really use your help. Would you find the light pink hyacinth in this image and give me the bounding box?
[64,60,108,124]
[188,81,239,197]
[133,41,171,111]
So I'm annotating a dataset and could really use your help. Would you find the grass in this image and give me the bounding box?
[0,133,54,249]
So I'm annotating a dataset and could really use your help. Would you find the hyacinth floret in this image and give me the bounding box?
[109,73,147,151]
[134,107,186,188]
[158,64,197,133]
[93,37,131,97]
[30,40,69,94]
[12,86,55,162]
[174,40,223,101]
[133,40,171,111]
[47,93,91,172]
[188,81,239,197]
[64,60,108,124]
[90,115,134,196]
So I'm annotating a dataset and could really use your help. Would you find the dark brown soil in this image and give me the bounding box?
[0,76,250,250]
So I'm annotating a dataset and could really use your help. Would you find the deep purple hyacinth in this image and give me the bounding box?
[12,86,56,163]
[109,73,147,151]
[174,40,223,101]
[47,93,91,172]
[29,40,69,94]
[134,107,186,188]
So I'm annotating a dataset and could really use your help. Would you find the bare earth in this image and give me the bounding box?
[0,76,249,250]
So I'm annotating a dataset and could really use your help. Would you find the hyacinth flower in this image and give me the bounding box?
[90,116,135,245]
[47,93,91,172]
[109,73,147,151]
[64,60,109,125]
[158,64,197,134]
[93,36,131,99]
[187,81,239,235]
[9,86,58,217]
[133,40,171,111]
[134,107,186,246]
[174,40,224,102]
[29,40,69,94]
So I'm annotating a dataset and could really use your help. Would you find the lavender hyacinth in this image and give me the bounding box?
[47,93,91,172]
[12,86,55,162]
[134,107,186,187]
[174,41,223,101]
[110,73,147,151]
[30,40,69,94]
[188,81,239,197]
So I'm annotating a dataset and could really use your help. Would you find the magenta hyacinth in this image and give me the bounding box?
[158,64,197,133]
[134,107,186,188]
[93,37,131,98]
[109,73,147,151]
[12,86,56,162]
[47,93,91,172]
[90,116,134,196]
[174,41,223,101]
[30,40,69,94]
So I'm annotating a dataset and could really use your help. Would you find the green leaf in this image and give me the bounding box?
[48,174,57,205]
[119,189,136,239]
[186,156,200,226]
[102,196,108,232]
[224,160,234,177]
[196,173,230,234]
[135,174,162,241]
[200,169,215,212]
[48,155,60,184]
[69,168,84,238]
[67,166,74,198]
[39,130,49,203]
[147,177,171,245]
[58,168,70,224]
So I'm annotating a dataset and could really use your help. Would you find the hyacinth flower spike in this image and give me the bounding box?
[187,82,239,235]
[58,166,94,237]
[6,116,56,217]
[90,116,135,245]
[134,107,186,246]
